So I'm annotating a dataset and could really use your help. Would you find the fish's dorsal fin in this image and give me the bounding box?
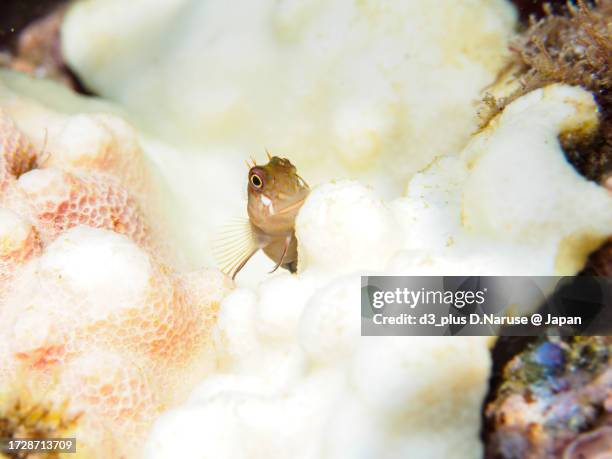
[213,218,261,280]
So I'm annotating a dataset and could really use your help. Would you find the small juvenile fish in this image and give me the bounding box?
[216,153,310,279]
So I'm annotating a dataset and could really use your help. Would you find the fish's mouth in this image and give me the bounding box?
[276,197,307,216]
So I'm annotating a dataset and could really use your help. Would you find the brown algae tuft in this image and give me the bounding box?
[0,388,81,459]
[480,0,612,184]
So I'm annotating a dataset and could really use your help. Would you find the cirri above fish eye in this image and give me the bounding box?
[215,153,310,280]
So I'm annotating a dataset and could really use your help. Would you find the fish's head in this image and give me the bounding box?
[247,156,309,236]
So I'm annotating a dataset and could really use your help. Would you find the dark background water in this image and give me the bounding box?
[0,0,67,49]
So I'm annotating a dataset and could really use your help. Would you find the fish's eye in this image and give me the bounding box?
[249,171,264,190]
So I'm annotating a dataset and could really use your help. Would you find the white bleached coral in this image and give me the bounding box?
[62,0,516,195]
[296,180,400,273]
[145,84,611,459]
[462,85,605,242]
[395,85,611,276]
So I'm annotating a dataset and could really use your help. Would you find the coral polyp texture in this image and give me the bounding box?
[0,93,232,457]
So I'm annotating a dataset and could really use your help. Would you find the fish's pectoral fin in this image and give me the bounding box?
[268,235,291,274]
[228,249,258,280]
[213,218,261,280]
